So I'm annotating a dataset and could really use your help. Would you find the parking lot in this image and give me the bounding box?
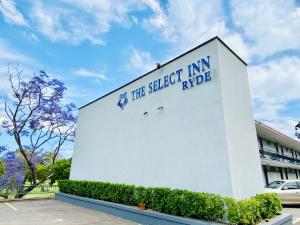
[2,199,300,225]
[283,206,300,224]
[0,199,137,225]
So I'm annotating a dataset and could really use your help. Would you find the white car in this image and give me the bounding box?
[265,180,300,204]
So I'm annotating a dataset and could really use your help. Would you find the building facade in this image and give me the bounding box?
[256,121,300,185]
[70,37,265,199]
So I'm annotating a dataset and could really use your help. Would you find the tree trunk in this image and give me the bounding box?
[14,163,38,198]
[15,184,37,198]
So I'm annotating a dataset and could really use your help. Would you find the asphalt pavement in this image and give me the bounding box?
[1,199,300,225]
[0,199,138,225]
[283,206,300,224]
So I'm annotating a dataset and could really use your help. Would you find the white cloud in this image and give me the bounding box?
[0,40,34,64]
[222,34,249,62]
[143,0,225,46]
[142,0,248,60]
[30,0,140,45]
[249,56,300,137]
[0,0,298,140]
[22,32,38,42]
[142,0,300,62]
[140,0,299,139]
[131,15,138,25]
[0,103,6,121]
[142,0,167,30]
[0,40,36,93]
[0,0,27,26]
[74,68,108,80]
[249,56,300,105]
[230,0,300,59]
[263,119,299,140]
[125,47,156,76]
[0,40,38,102]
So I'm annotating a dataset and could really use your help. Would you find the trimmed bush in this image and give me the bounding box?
[58,180,281,224]
[225,197,261,225]
[255,193,282,219]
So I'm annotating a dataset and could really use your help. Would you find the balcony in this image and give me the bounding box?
[260,148,300,165]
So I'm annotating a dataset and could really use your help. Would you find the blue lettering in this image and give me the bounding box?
[169,72,176,85]
[176,69,183,82]
[136,88,141,99]
[148,82,153,94]
[158,78,163,90]
[137,59,211,97]
[131,86,146,100]
[153,80,158,92]
[201,56,210,72]
[192,62,200,76]
[182,81,189,91]
[204,71,211,81]
[196,75,204,85]
[188,77,195,87]
[163,75,169,88]
[188,64,192,77]
[141,86,145,97]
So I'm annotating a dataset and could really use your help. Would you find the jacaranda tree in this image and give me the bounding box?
[0,147,25,199]
[1,68,76,197]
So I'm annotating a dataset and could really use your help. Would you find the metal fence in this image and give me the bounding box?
[0,184,59,199]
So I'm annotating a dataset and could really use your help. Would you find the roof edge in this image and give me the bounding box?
[79,36,247,110]
[255,120,300,146]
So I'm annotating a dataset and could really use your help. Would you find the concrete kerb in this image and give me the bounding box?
[0,196,54,203]
[55,192,292,225]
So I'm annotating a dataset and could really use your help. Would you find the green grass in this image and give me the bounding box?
[23,192,55,199]
[0,184,59,200]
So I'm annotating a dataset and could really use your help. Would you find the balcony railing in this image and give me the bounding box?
[260,148,300,165]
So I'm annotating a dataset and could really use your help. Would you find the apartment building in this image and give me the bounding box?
[256,121,300,185]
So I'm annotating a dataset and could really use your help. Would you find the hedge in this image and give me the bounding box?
[58,180,282,225]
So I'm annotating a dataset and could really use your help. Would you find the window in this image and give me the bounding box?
[282,181,299,190]
[266,181,284,189]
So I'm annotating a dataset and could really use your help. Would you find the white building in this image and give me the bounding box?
[256,121,300,185]
[70,37,273,199]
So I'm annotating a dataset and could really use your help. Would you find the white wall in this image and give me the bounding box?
[70,38,264,199]
[217,42,265,198]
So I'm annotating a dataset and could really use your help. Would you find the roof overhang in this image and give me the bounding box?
[255,120,300,152]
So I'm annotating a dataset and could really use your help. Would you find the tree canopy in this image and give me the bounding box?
[51,158,72,184]
[0,68,77,197]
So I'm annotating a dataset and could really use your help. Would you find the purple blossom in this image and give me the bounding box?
[0,151,25,187]
[1,69,77,193]
[0,146,7,154]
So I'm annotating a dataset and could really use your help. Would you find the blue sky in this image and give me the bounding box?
[0,0,300,157]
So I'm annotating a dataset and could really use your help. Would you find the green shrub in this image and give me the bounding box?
[225,197,261,225]
[149,187,173,212]
[58,180,282,224]
[51,158,72,184]
[255,193,282,219]
[196,193,225,220]
[163,189,186,216]
[134,186,152,206]
[178,190,201,217]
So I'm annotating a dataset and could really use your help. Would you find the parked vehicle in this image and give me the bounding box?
[265,180,300,204]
